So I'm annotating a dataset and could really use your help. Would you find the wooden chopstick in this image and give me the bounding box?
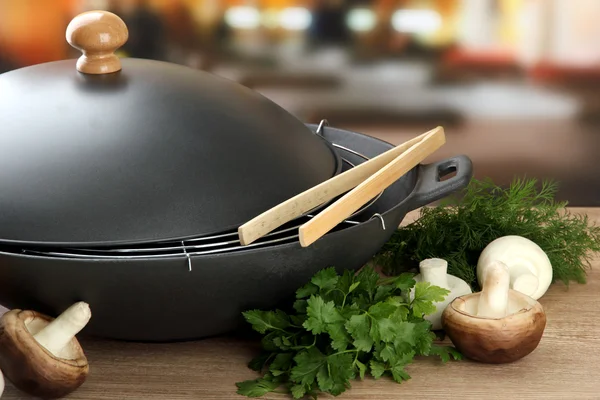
[298,127,446,247]
[238,126,445,246]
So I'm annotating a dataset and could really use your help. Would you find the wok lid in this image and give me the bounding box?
[0,11,340,247]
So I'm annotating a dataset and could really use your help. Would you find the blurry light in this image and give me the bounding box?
[261,8,280,29]
[347,8,377,32]
[225,6,261,30]
[86,0,109,9]
[391,9,441,34]
[279,8,312,31]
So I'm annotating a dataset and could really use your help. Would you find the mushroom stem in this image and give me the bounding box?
[508,261,539,297]
[0,368,4,398]
[419,258,449,289]
[476,261,510,318]
[33,302,91,357]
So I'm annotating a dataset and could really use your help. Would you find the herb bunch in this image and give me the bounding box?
[375,177,600,290]
[236,266,460,399]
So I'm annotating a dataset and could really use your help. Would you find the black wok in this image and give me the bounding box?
[0,125,472,342]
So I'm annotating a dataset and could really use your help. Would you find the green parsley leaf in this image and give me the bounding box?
[311,267,339,291]
[368,302,396,319]
[326,321,351,351]
[316,353,355,395]
[290,347,326,387]
[390,366,411,383]
[389,351,415,383]
[376,318,399,343]
[336,269,355,293]
[429,345,463,363]
[374,285,394,302]
[369,360,386,379]
[303,296,345,334]
[348,282,360,294]
[236,376,280,397]
[389,320,416,346]
[296,282,318,299]
[378,343,396,362]
[290,384,306,399]
[411,282,450,318]
[293,299,308,313]
[261,331,281,352]
[247,352,272,372]
[355,360,367,380]
[352,293,373,311]
[394,273,417,291]
[269,353,293,376]
[290,314,307,327]
[243,309,290,334]
[356,267,380,296]
[345,313,374,352]
[338,303,361,320]
[412,321,435,356]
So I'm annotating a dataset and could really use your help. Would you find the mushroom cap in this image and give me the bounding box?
[0,309,89,399]
[441,289,546,364]
[477,235,553,300]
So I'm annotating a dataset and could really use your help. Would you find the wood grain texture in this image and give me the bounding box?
[2,207,600,399]
[238,127,443,246]
[66,11,128,75]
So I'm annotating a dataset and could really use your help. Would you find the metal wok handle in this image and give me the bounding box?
[406,155,473,211]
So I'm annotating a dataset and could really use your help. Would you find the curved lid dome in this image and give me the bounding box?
[0,11,340,247]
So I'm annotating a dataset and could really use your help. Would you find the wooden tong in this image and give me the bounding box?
[238,126,446,247]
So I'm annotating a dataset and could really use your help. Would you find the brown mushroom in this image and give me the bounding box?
[0,302,91,399]
[441,261,546,364]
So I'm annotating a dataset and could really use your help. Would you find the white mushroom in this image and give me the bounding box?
[477,235,553,300]
[412,258,472,330]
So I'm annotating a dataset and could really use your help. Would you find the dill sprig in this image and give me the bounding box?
[374,177,600,291]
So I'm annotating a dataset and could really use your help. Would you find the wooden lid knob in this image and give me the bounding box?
[66,10,129,75]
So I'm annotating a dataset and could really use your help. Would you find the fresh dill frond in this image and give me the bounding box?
[374,177,600,291]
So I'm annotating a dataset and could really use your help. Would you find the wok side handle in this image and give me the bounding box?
[406,155,473,211]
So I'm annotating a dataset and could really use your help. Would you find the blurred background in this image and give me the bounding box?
[1,0,599,205]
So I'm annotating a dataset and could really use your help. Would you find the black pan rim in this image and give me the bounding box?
[0,124,377,250]
[0,126,414,260]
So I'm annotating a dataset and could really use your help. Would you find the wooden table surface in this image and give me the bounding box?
[4,208,600,400]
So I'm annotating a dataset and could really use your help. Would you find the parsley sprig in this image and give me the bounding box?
[236,266,461,399]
